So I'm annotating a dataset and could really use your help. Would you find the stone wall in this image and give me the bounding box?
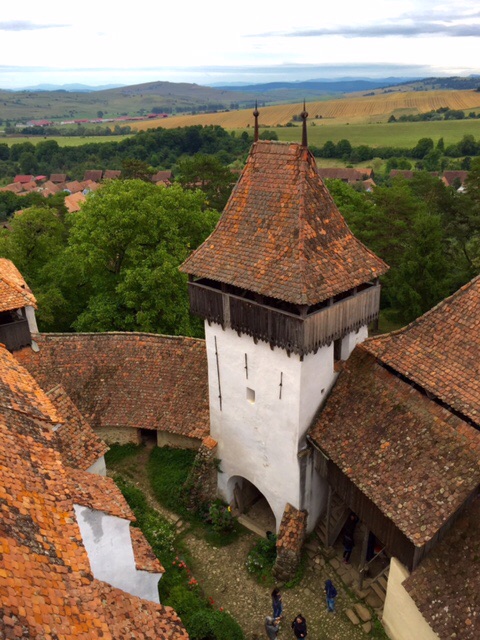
[273,503,308,582]
[183,436,219,511]
[96,426,140,446]
[156,431,202,451]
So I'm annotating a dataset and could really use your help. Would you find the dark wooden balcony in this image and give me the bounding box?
[0,318,31,352]
[188,280,381,356]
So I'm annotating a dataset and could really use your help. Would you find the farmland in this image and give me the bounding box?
[127,90,480,130]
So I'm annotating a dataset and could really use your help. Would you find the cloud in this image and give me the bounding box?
[287,22,480,39]
[0,21,68,31]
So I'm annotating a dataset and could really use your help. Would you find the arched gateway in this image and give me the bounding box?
[227,475,276,534]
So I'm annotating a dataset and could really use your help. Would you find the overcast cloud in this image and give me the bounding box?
[0,0,478,88]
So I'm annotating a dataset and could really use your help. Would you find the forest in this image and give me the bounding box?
[0,156,479,338]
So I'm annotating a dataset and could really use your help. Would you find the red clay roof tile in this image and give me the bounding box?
[180,141,388,305]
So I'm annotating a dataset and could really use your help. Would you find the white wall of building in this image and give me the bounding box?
[206,323,340,530]
[383,558,440,640]
[205,321,370,532]
[25,306,38,334]
[87,456,107,476]
[74,505,161,603]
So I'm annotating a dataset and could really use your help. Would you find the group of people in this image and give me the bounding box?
[264,581,338,638]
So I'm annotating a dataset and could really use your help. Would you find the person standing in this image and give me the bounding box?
[271,587,283,619]
[265,615,280,639]
[325,579,338,612]
[291,614,307,638]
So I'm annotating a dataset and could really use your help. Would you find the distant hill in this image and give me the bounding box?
[1,77,479,125]
[14,83,124,92]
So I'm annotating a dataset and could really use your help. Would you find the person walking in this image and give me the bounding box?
[325,579,338,612]
[265,615,280,639]
[291,614,307,638]
[271,587,283,619]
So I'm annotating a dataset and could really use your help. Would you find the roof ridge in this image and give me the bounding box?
[366,273,480,346]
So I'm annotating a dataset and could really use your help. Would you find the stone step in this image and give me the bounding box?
[370,582,386,603]
[377,575,388,591]
[237,514,268,538]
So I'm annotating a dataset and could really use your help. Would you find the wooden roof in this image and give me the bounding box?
[181,141,388,305]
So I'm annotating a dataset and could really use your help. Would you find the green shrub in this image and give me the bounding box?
[187,609,244,640]
[207,500,236,533]
[245,535,277,584]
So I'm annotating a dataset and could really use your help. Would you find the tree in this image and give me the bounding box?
[176,154,236,211]
[336,139,352,159]
[121,158,154,181]
[411,137,434,159]
[62,180,219,336]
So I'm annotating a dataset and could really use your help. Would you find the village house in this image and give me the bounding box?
[0,258,38,352]
[2,111,479,639]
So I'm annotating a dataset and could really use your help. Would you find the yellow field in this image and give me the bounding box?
[127,90,480,132]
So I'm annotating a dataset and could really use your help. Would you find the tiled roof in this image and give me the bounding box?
[16,332,210,440]
[276,503,308,553]
[0,345,60,425]
[130,527,165,573]
[152,170,172,183]
[403,497,480,640]
[180,141,388,305]
[317,167,372,182]
[66,466,135,521]
[0,258,37,312]
[365,275,480,426]
[309,347,480,545]
[50,173,67,183]
[0,182,23,193]
[65,191,86,212]
[442,170,469,186]
[84,170,103,182]
[47,384,108,470]
[65,180,85,194]
[104,170,121,180]
[0,405,188,639]
[40,179,61,193]
[13,174,34,183]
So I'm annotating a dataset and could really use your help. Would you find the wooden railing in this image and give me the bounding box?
[188,282,381,356]
[0,319,31,352]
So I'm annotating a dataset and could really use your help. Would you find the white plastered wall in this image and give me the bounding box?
[25,305,38,334]
[74,505,161,603]
[383,558,440,640]
[87,456,107,476]
[205,323,339,531]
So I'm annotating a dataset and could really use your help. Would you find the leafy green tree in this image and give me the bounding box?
[411,137,434,159]
[121,158,154,181]
[388,212,450,322]
[336,139,352,158]
[176,154,236,211]
[62,180,219,336]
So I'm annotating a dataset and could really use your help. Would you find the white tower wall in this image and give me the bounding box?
[206,321,367,531]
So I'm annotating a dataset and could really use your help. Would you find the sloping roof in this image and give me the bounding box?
[442,170,469,186]
[65,180,85,194]
[403,496,480,640]
[47,384,108,470]
[84,170,103,182]
[365,275,480,426]
[16,332,210,440]
[308,347,480,545]
[152,170,172,184]
[65,191,86,212]
[0,258,37,312]
[13,174,34,184]
[0,181,24,193]
[0,381,188,638]
[66,466,135,521]
[0,345,60,425]
[50,173,67,183]
[104,169,121,180]
[130,527,165,573]
[180,141,388,305]
[40,179,61,193]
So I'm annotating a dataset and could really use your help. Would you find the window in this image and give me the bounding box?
[246,387,255,403]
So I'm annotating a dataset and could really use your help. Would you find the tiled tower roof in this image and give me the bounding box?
[180,141,388,306]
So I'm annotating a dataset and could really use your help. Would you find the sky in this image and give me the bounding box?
[0,0,479,89]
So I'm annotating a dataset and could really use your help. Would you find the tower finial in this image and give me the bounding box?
[301,100,308,148]
[253,101,259,142]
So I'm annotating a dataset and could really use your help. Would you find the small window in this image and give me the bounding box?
[334,338,342,363]
[246,387,255,403]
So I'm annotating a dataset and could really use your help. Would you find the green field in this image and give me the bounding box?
[0,134,131,146]
[233,119,480,148]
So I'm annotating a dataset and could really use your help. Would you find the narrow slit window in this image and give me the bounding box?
[246,387,255,403]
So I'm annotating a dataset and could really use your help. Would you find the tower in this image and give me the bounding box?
[180,119,388,531]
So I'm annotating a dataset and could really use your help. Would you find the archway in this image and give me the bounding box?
[228,476,276,535]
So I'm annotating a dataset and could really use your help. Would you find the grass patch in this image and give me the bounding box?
[148,446,197,515]
[105,442,143,465]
